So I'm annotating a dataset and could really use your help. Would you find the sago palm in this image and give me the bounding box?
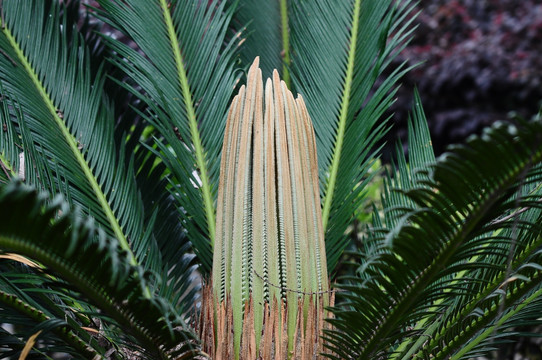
[0,0,541,359]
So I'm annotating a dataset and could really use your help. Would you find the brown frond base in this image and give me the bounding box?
[195,284,335,359]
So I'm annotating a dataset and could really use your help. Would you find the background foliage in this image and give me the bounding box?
[386,0,542,157]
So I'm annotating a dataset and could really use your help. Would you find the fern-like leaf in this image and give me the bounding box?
[289,0,418,271]
[0,0,145,266]
[0,180,200,358]
[94,0,241,273]
[327,119,542,359]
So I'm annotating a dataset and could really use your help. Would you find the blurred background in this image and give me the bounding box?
[386,0,542,158]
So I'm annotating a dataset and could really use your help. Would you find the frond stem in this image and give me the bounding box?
[158,0,216,246]
[321,0,361,231]
[0,20,137,267]
[279,0,291,87]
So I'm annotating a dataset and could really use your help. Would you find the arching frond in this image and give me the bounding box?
[289,0,419,271]
[230,0,285,80]
[326,119,542,359]
[94,0,241,274]
[0,0,199,315]
[0,0,144,266]
[0,180,200,358]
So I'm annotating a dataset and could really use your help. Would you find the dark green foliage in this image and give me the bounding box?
[0,181,199,358]
[288,0,418,271]
[93,0,241,274]
[326,108,542,359]
[0,0,541,359]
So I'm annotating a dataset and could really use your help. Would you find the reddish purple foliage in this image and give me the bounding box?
[388,0,542,156]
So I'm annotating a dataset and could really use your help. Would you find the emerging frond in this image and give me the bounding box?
[209,57,330,360]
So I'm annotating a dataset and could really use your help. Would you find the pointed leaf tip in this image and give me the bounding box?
[210,58,329,358]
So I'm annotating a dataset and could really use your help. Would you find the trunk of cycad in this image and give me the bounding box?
[199,58,332,359]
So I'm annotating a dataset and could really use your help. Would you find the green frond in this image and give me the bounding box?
[405,90,435,177]
[0,269,103,359]
[231,0,284,80]
[0,0,146,267]
[97,38,200,310]
[289,0,418,271]
[0,96,23,184]
[382,90,435,228]
[326,119,542,359]
[0,180,200,358]
[461,291,542,358]
[133,146,199,312]
[419,183,542,360]
[95,0,241,273]
[354,92,434,293]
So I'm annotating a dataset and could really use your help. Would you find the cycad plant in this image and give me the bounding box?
[202,58,330,358]
[0,0,541,359]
